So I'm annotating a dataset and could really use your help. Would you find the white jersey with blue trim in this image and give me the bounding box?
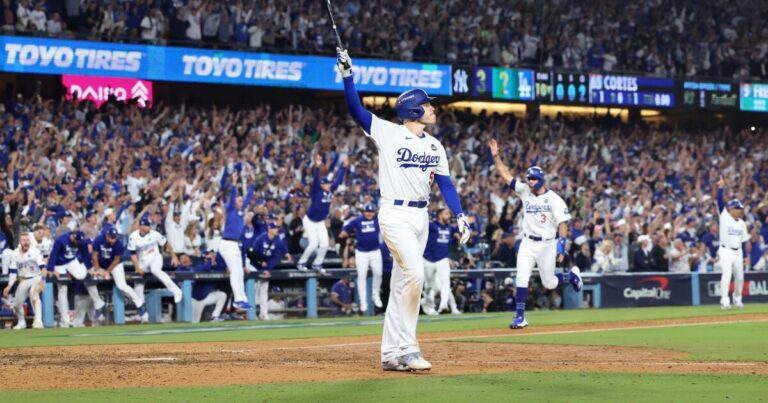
[366,114,449,201]
[718,209,748,249]
[11,246,45,278]
[513,180,571,239]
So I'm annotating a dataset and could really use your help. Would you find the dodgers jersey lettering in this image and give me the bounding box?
[342,215,380,252]
[11,246,45,277]
[513,180,571,239]
[423,221,458,262]
[719,208,748,249]
[92,234,126,268]
[366,115,449,201]
[127,230,166,263]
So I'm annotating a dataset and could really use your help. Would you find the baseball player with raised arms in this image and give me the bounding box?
[716,177,750,309]
[2,232,46,329]
[48,230,107,327]
[220,173,256,311]
[339,203,383,313]
[296,155,348,275]
[128,215,183,304]
[92,227,147,321]
[338,49,471,371]
[423,208,461,314]
[488,139,582,329]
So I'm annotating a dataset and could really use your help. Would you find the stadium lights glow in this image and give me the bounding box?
[539,105,629,122]
[441,101,526,116]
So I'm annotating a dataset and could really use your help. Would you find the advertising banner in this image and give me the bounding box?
[698,272,768,304]
[601,274,692,307]
[62,75,153,108]
[0,36,452,95]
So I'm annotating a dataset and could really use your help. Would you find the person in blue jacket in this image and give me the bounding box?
[176,251,228,323]
[246,222,291,320]
[339,203,382,313]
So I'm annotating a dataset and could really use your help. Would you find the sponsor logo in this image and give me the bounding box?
[708,279,768,297]
[453,68,468,93]
[336,65,444,89]
[62,75,153,108]
[181,55,302,81]
[4,42,141,72]
[623,276,671,300]
[396,148,440,171]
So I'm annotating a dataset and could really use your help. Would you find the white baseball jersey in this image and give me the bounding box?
[127,229,167,264]
[366,115,449,201]
[11,246,45,278]
[513,180,571,239]
[31,236,53,258]
[719,209,748,249]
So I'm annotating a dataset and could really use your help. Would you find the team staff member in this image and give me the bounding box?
[422,209,461,315]
[297,155,348,274]
[246,222,291,320]
[716,177,750,309]
[176,252,227,323]
[488,139,582,329]
[3,233,46,329]
[48,230,107,327]
[92,227,146,321]
[338,48,470,371]
[339,203,383,314]
[219,171,255,311]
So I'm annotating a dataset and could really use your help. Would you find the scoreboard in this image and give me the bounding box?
[740,83,768,112]
[589,74,675,107]
[679,80,738,110]
[536,71,588,104]
[472,67,534,101]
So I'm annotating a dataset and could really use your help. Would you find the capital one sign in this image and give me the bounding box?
[62,75,153,108]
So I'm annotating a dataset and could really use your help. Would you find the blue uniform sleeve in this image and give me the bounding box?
[331,167,346,192]
[228,186,237,210]
[342,76,373,133]
[220,166,229,190]
[243,184,255,207]
[342,216,358,234]
[434,174,464,216]
[47,240,61,271]
[717,188,725,213]
[312,167,321,194]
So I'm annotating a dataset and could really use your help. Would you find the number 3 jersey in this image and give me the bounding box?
[513,180,571,239]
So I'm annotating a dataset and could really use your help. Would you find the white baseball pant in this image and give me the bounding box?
[356,249,383,312]
[73,294,96,327]
[299,216,329,266]
[111,264,145,307]
[379,204,429,362]
[133,254,182,302]
[55,260,105,326]
[220,239,247,303]
[515,238,559,289]
[429,258,457,312]
[718,247,744,306]
[13,276,43,327]
[257,279,269,320]
[422,258,438,312]
[191,290,227,323]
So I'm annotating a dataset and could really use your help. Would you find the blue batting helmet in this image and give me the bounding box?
[525,166,545,190]
[363,203,376,212]
[394,89,435,121]
[727,199,744,210]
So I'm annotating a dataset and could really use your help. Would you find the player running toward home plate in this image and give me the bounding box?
[716,176,750,309]
[488,139,582,329]
[338,48,470,371]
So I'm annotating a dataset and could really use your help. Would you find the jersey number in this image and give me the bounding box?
[540,214,547,224]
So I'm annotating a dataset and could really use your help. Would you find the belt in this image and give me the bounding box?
[381,199,428,208]
[222,237,239,242]
[720,244,739,251]
[525,234,553,242]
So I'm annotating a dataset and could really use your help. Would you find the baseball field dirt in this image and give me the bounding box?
[2,312,766,391]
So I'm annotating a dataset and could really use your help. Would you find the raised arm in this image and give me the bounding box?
[487,139,515,186]
[716,176,725,213]
[337,49,372,133]
[331,157,349,192]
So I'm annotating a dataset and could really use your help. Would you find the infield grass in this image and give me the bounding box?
[0,371,764,402]
[1,304,766,348]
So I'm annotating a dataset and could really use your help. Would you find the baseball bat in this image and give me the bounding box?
[325,0,351,69]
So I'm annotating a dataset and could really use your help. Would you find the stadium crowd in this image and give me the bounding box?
[3,0,767,80]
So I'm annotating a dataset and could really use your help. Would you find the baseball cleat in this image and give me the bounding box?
[450,309,463,315]
[32,321,44,329]
[296,263,308,272]
[312,265,327,275]
[381,359,408,371]
[233,301,253,311]
[140,312,149,323]
[735,302,744,309]
[138,305,147,318]
[720,302,731,310]
[210,316,226,322]
[510,316,529,329]
[12,321,27,330]
[95,305,107,322]
[570,266,583,291]
[173,290,183,304]
[372,293,383,308]
[398,353,432,371]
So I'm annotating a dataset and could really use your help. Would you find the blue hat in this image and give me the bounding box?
[363,203,376,212]
[267,222,279,230]
[685,217,696,224]
[727,199,744,209]
[321,177,332,185]
[73,231,85,243]
[271,285,282,293]
[140,216,152,226]
[106,227,118,237]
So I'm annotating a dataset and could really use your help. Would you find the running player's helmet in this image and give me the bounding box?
[526,166,545,190]
[727,199,744,209]
[394,89,435,121]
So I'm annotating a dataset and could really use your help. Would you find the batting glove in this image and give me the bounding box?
[336,47,353,78]
[457,213,471,245]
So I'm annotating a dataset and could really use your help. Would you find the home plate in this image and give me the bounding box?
[126,357,178,362]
